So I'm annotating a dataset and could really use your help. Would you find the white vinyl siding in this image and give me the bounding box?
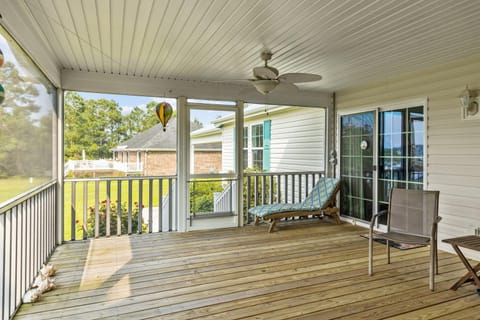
[221,107,326,173]
[222,126,234,173]
[270,107,326,172]
[336,53,480,260]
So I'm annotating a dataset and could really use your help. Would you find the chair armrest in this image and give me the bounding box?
[369,210,388,230]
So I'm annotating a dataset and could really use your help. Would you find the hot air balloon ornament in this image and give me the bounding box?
[155,102,173,131]
[0,84,5,105]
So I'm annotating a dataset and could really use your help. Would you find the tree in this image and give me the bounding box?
[0,61,43,177]
[64,92,124,160]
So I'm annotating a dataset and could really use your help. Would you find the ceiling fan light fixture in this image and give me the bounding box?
[252,80,278,95]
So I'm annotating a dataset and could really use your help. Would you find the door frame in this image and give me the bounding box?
[336,107,378,228]
[336,97,428,228]
[179,98,244,231]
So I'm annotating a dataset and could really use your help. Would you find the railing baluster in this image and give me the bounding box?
[106,181,111,237]
[246,176,251,224]
[94,180,99,238]
[158,178,163,232]
[83,181,88,240]
[12,207,18,314]
[6,209,12,319]
[1,213,5,320]
[254,176,258,207]
[168,178,173,231]
[261,175,265,205]
[71,181,76,241]
[292,175,296,203]
[128,179,132,234]
[138,179,143,234]
[117,180,122,236]
[299,174,302,202]
[148,179,153,233]
[20,202,25,302]
[269,176,274,204]
[276,175,281,203]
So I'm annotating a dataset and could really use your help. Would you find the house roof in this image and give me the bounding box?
[112,118,203,151]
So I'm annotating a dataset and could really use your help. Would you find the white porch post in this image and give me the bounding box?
[56,88,64,244]
[326,93,336,178]
[177,96,189,232]
[236,100,244,227]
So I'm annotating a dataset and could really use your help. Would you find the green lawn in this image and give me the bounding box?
[0,177,50,204]
[64,179,172,240]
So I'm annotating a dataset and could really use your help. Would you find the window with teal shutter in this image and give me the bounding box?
[251,124,263,170]
[263,120,271,171]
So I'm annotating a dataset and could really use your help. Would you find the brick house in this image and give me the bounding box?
[112,118,222,176]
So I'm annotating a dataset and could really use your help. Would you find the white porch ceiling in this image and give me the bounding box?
[8,0,480,92]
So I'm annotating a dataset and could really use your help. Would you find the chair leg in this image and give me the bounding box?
[387,240,391,264]
[368,228,374,275]
[430,243,435,291]
[268,219,277,233]
[254,216,261,226]
[435,240,439,275]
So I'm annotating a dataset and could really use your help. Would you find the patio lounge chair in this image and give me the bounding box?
[249,177,341,232]
[368,188,441,291]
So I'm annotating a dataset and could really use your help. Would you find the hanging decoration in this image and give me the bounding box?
[155,102,173,131]
[0,84,4,105]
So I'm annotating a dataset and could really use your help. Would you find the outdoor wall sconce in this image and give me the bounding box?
[459,85,479,120]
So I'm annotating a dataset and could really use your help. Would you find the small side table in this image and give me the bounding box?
[442,235,480,291]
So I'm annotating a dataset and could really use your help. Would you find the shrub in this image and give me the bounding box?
[189,179,224,214]
[80,200,147,237]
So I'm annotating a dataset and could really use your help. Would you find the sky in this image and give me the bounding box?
[76,91,232,127]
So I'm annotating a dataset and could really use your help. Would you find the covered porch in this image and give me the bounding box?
[2,0,480,319]
[15,221,479,319]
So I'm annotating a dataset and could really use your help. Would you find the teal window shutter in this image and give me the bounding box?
[263,120,271,171]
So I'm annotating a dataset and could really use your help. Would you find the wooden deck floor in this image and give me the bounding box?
[15,220,480,319]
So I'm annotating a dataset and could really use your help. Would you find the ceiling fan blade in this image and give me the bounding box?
[253,66,278,79]
[278,73,322,83]
[276,82,298,93]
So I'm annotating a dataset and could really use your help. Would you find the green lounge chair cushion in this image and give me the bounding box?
[249,177,339,218]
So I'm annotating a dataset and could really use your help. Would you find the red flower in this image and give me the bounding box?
[141,204,145,208]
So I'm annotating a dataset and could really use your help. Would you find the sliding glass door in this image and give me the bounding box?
[339,111,375,221]
[377,106,424,213]
[340,105,425,223]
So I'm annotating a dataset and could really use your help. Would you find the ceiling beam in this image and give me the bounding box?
[61,69,332,108]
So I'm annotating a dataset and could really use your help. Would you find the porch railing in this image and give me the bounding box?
[64,171,324,239]
[0,181,57,320]
[64,160,143,176]
[63,176,176,241]
[244,171,324,223]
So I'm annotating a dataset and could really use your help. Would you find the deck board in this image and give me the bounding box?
[14,220,480,319]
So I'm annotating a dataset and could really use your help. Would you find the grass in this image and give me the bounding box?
[0,177,50,205]
[64,178,172,240]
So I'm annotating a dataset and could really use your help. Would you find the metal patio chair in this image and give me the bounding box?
[368,188,441,291]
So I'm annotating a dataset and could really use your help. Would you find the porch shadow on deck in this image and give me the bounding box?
[15,220,480,319]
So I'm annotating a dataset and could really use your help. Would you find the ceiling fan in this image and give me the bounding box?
[245,50,322,95]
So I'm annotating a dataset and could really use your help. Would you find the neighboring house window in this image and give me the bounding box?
[251,124,263,170]
[243,127,248,169]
